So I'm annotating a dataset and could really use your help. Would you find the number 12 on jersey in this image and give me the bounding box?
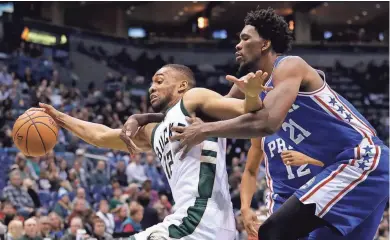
[285,164,311,180]
[163,150,173,179]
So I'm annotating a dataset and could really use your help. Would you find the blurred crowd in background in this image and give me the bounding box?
[0,39,388,240]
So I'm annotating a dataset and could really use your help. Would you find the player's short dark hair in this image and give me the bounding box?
[244,7,293,54]
[164,64,196,89]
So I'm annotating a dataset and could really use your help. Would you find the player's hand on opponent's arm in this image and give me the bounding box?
[226,70,273,97]
[281,150,324,167]
[241,208,261,237]
[122,113,165,138]
[120,113,164,154]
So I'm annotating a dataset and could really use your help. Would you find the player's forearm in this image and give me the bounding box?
[240,169,257,211]
[129,113,164,126]
[244,94,263,113]
[202,109,275,139]
[56,113,111,146]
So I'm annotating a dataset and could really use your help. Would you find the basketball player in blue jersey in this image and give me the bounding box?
[242,135,387,240]
[240,135,324,238]
[171,7,389,240]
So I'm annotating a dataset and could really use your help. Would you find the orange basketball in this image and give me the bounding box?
[12,111,59,157]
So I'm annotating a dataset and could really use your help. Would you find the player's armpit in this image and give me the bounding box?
[183,88,262,120]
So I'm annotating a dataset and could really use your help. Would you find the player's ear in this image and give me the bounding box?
[178,80,189,93]
[262,40,271,52]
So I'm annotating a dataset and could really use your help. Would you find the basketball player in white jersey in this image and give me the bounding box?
[29,64,269,240]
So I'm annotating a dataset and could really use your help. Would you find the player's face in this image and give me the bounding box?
[149,67,177,113]
[236,25,265,73]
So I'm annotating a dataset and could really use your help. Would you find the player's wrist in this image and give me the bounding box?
[241,206,251,213]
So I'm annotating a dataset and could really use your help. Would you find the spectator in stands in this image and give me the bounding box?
[91,218,113,240]
[26,157,40,181]
[0,201,18,226]
[53,188,72,219]
[72,187,91,210]
[0,65,12,86]
[96,199,115,235]
[124,183,140,203]
[20,217,42,240]
[23,178,41,209]
[111,160,127,187]
[73,159,87,186]
[144,152,164,191]
[120,203,144,233]
[137,194,159,229]
[61,217,83,240]
[48,212,65,239]
[15,153,32,180]
[39,216,52,238]
[90,160,109,186]
[153,195,172,222]
[139,179,158,207]
[6,220,23,240]
[109,187,123,212]
[114,205,128,233]
[126,154,147,184]
[2,171,35,218]
[58,159,69,181]
[68,198,90,227]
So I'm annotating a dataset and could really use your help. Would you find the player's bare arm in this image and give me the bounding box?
[241,137,264,237]
[171,57,307,149]
[182,70,269,120]
[27,103,156,153]
[281,150,324,167]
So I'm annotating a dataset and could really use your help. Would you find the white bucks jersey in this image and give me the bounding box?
[151,99,231,209]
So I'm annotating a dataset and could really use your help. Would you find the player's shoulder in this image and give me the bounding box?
[183,87,217,102]
[277,56,308,71]
[183,87,219,113]
[273,56,310,79]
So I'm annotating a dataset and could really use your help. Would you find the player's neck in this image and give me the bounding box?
[258,53,278,80]
[163,96,181,113]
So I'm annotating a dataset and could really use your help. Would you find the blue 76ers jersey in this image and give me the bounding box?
[262,134,322,202]
[260,56,381,167]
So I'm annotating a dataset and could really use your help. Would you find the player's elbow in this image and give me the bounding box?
[251,110,278,136]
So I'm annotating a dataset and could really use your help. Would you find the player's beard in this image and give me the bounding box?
[238,60,257,77]
[151,97,170,113]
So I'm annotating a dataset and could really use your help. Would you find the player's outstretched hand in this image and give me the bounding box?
[170,116,206,160]
[226,70,272,97]
[241,208,261,237]
[26,102,64,127]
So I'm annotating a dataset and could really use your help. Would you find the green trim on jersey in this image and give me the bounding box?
[151,123,161,149]
[206,137,218,142]
[201,150,217,158]
[168,151,217,238]
[180,99,191,117]
[129,236,136,240]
